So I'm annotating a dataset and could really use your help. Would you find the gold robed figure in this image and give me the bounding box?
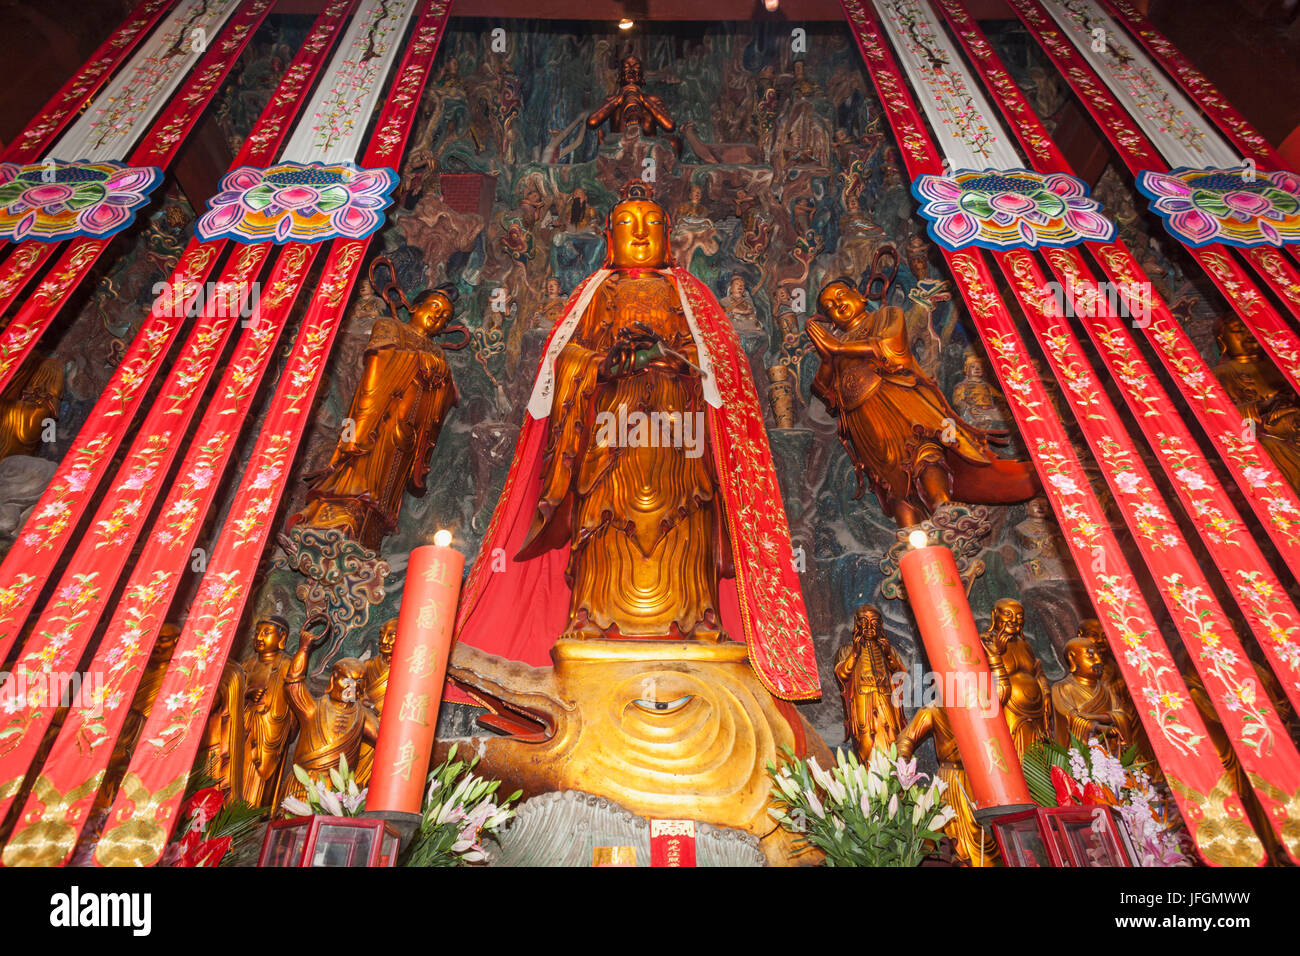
[834,604,905,759]
[898,705,1000,866]
[1212,315,1300,491]
[0,355,63,460]
[355,618,396,785]
[981,598,1051,760]
[278,624,379,805]
[292,284,461,551]
[239,618,296,807]
[1051,637,1133,751]
[517,189,724,640]
[808,278,1037,526]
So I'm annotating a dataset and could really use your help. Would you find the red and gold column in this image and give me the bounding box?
[366,533,464,817]
[899,533,1033,819]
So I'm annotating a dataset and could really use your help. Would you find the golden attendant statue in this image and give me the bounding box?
[356,617,396,784]
[898,705,1000,866]
[1212,315,1300,490]
[278,622,379,804]
[981,598,1051,759]
[0,355,63,460]
[834,604,906,759]
[292,283,461,551]
[808,277,1037,525]
[238,617,296,807]
[1051,637,1132,750]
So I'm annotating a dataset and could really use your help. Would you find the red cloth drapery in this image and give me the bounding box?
[453,266,820,702]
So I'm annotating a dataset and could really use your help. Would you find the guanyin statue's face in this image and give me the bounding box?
[608,199,669,269]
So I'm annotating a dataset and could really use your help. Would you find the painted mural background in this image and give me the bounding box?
[1,12,1276,758]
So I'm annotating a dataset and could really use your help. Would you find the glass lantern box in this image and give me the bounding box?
[991,805,1136,867]
[258,815,401,867]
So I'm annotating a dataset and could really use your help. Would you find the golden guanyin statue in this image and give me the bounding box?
[0,355,63,460]
[239,617,295,807]
[278,624,378,805]
[587,54,676,141]
[515,191,721,641]
[808,276,1037,526]
[291,278,462,551]
[449,183,822,863]
[1212,315,1300,490]
[981,598,1051,760]
[834,604,906,760]
[1051,637,1134,751]
[898,705,1000,866]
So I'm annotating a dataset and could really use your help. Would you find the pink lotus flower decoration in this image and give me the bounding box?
[911,168,1115,250]
[0,161,162,242]
[196,161,398,244]
[1137,166,1300,247]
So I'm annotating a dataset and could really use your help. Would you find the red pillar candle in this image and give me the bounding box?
[898,536,1033,817]
[367,533,465,814]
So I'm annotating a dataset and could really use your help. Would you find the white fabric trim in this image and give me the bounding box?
[1039,0,1238,169]
[872,0,1024,169]
[526,269,722,420]
[279,0,420,164]
[47,0,244,163]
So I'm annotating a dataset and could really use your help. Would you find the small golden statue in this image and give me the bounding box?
[981,598,1051,760]
[1212,315,1300,489]
[278,620,379,804]
[1078,618,1156,767]
[898,705,1000,866]
[356,617,396,783]
[587,54,676,141]
[834,604,906,760]
[808,269,1037,526]
[951,351,1010,431]
[291,263,465,551]
[1051,637,1133,751]
[0,355,63,460]
[239,617,296,807]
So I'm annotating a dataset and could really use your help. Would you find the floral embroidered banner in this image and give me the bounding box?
[95,0,452,866]
[0,161,162,243]
[843,0,1267,865]
[1136,167,1300,248]
[1101,0,1287,171]
[0,0,274,399]
[1,0,175,165]
[0,0,359,664]
[195,161,398,244]
[997,246,1300,861]
[934,0,1300,586]
[0,246,317,864]
[911,167,1114,249]
[49,0,245,164]
[1006,0,1300,400]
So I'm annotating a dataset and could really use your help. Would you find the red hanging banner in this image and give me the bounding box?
[935,0,1300,588]
[0,245,318,865]
[996,245,1300,862]
[841,0,1266,865]
[94,0,453,867]
[1004,0,1300,392]
[0,0,178,164]
[1099,0,1287,171]
[0,0,276,397]
[0,0,358,664]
